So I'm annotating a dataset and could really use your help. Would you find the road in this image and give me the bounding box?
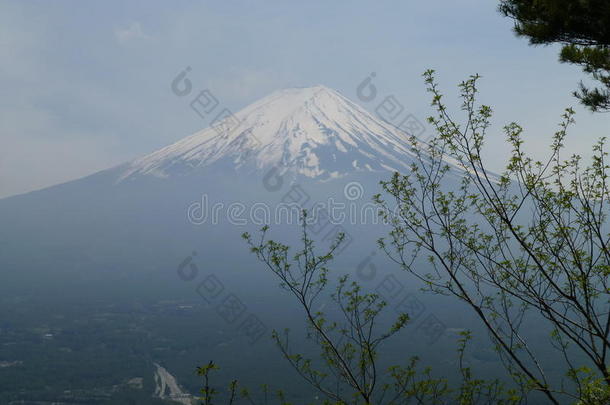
[153,362,193,405]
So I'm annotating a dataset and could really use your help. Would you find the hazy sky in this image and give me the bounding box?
[2,0,609,199]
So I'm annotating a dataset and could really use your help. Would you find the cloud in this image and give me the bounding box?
[0,130,126,199]
[114,22,149,44]
[207,68,296,105]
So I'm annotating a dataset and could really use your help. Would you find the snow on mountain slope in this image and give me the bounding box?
[118,85,431,182]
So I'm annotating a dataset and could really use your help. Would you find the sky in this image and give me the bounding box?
[1,0,609,199]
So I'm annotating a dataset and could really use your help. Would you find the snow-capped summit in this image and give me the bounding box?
[118,85,427,182]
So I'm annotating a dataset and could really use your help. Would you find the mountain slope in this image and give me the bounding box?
[118,85,430,182]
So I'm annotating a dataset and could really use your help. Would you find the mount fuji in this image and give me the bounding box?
[117,85,426,183]
[0,85,444,286]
